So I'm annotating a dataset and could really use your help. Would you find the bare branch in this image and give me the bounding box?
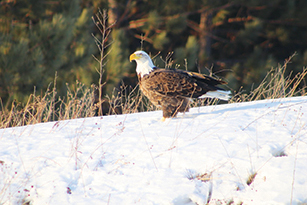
[91,9,116,116]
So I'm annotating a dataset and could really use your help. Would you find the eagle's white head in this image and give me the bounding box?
[130,51,155,77]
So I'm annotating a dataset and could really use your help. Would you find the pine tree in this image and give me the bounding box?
[1,0,307,111]
[104,29,130,94]
[0,0,95,107]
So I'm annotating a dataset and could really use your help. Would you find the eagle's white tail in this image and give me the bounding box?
[199,90,231,101]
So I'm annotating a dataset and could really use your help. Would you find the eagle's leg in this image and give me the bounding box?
[161,105,178,121]
[162,106,176,118]
[161,99,190,121]
[177,99,190,113]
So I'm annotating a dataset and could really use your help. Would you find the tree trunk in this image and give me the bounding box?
[198,11,212,69]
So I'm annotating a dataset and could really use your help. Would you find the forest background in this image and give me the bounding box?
[1,0,307,121]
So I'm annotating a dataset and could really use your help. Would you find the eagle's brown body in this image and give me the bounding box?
[130,50,231,120]
[138,68,227,118]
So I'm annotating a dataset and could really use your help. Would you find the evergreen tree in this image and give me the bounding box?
[104,29,131,94]
[1,0,307,111]
[0,0,95,106]
[124,0,307,93]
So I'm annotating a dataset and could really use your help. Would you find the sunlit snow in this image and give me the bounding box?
[1,96,307,204]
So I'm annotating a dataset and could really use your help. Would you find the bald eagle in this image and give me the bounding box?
[130,51,231,120]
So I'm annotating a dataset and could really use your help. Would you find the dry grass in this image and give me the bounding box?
[186,169,212,183]
[231,55,307,103]
[0,80,97,128]
[0,57,306,129]
[105,84,156,116]
[246,172,257,186]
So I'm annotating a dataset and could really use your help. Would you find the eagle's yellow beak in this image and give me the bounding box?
[129,53,140,62]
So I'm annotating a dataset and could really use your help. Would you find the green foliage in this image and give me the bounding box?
[212,9,229,25]
[104,29,130,94]
[237,18,263,45]
[153,31,169,50]
[227,46,278,91]
[175,36,199,71]
[166,15,187,34]
[0,0,95,107]
[147,11,162,30]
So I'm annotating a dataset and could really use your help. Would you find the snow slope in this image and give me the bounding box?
[1,96,307,205]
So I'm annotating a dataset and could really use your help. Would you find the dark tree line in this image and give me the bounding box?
[1,0,307,109]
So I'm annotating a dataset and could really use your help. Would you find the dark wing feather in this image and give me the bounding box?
[141,69,226,98]
[182,70,227,85]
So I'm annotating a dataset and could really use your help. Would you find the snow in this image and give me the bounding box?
[1,96,307,205]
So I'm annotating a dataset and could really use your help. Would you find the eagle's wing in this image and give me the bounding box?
[183,70,227,85]
[141,69,225,98]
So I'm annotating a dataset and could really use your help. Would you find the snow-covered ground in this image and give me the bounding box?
[1,96,307,205]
